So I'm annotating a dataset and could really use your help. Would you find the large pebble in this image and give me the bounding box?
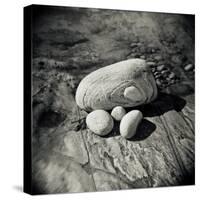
[111,106,126,121]
[76,59,158,111]
[120,110,143,139]
[86,110,114,136]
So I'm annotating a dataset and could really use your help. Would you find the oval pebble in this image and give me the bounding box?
[111,106,126,121]
[86,110,114,136]
[154,72,160,76]
[161,70,169,74]
[184,64,194,71]
[156,80,162,87]
[137,42,142,46]
[157,65,165,71]
[147,61,156,67]
[155,74,162,79]
[120,110,143,139]
[130,42,138,48]
[169,72,175,79]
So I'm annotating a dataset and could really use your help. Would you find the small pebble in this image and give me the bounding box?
[111,106,126,121]
[130,42,138,48]
[137,42,142,46]
[147,61,156,67]
[156,80,162,87]
[151,68,156,73]
[161,70,169,74]
[157,65,165,71]
[155,74,162,79]
[154,72,160,76]
[169,72,175,79]
[184,64,194,71]
[86,110,114,136]
[140,55,146,59]
[120,110,143,139]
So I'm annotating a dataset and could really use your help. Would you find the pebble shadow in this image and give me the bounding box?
[128,119,156,141]
[126,92,186,117]
[102,118,156,141]
[101,121,120,138]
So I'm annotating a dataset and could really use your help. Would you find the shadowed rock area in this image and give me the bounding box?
[31,5,195,194]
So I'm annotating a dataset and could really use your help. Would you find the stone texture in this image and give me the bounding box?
[62,131,89,164]
[32,151,96,194]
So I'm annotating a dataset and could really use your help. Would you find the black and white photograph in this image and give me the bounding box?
[24,4,194,195]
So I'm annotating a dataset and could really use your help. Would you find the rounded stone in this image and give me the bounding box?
[130,42,138,48]
[111,106,126,121]
[184,64,194,71]
[140,55,146,59]
[86,110,114,136]
[169,72,175,79]
[154,55,162,61]
[76,59,158,111]
[120,110,143,139]
[161,69,169,74]
[147,61,156,67]
[157,65,165,71]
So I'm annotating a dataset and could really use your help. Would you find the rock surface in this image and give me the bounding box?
[31,6,194,194]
